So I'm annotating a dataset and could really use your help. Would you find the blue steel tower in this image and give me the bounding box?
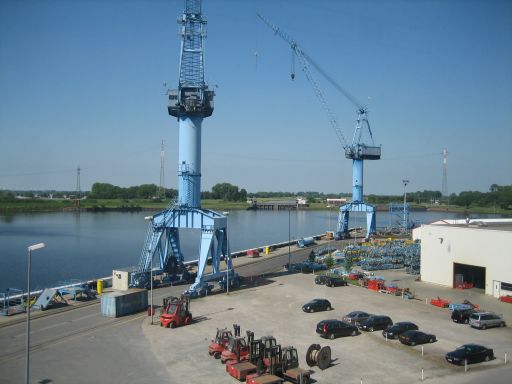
[168,0,214,207]
[338,109,380,239]
[132,0,236,294]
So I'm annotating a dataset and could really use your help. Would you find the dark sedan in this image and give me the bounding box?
[382,322,418,339]
[445,344,494,365]
[451,309,476,324]
[314,275,329,285]
[302,299,332,313]
[359,315,393,332]
[316,319,358,339]
[398,330,437,346]
[325,277,348,287]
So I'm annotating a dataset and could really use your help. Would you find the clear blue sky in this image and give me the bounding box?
[1,0,511,195]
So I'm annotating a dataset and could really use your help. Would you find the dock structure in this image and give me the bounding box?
[248,200,308,211]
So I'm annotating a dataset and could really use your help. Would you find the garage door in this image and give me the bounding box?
[453,263,485,289]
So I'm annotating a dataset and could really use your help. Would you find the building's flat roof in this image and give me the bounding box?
[428,218,512,232]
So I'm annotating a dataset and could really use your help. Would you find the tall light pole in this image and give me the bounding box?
[144,216,154,324]
[402,180,409,232]
[288,209,291,271]
[225,212,230,295]
[26,242,45,384]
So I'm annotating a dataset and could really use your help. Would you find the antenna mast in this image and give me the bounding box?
[442,148,449,204]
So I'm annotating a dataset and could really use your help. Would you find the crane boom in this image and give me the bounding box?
[257,13,381,161]
[257,13,348,150]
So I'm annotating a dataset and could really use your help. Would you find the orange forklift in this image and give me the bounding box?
[159,295,192,328]
[220,331,251,364]
[208,327,234,359]
[226,332,278,380]
[246,344,311,384]
[227,334,266,381]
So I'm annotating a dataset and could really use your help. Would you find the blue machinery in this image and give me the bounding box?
[388,203,412,232]
[258,15,381,240]
[131,0,237,294]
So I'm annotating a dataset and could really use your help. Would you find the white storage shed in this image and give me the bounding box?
[412,219,512,297]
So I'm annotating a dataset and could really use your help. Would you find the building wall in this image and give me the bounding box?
[419,225,512,296]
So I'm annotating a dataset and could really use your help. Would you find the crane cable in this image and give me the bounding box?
[257,12,352,149]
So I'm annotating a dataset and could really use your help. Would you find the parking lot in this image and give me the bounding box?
[142,270,512,383]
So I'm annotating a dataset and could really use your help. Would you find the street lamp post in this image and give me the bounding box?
[288,209,291,272]
[226,212,230,295]
[144,216,154,324]
[26,242,45,384]
[402,180,409,232]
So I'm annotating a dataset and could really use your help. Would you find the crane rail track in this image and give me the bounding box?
[0,312,145,364]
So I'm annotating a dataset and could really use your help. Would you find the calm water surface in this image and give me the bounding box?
[0,210,504,290]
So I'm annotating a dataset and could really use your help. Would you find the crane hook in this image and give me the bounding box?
[291,49,295,80]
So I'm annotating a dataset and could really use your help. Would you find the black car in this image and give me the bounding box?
[382,322,418,339]
[398,330,437,346]
[451,309,476,324]
[342,311,372,326]
[359,315,393,332]
[445,344,494,365]
[325,277,348,287]
[314,275,330,285]
[302,299,332,313]
[316,319,358,339]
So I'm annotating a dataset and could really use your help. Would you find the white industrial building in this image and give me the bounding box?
[412,218,512,298]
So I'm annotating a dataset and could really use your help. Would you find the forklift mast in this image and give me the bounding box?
[282,347,300,371]
[267,345,282,375]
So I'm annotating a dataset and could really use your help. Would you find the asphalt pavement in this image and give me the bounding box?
[1,240,511,383]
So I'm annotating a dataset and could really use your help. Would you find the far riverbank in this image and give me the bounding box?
[0,198,510,216]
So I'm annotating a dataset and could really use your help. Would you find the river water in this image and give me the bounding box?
[0,209,506,290]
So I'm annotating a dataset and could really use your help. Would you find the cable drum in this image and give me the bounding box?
[306,344,331,370]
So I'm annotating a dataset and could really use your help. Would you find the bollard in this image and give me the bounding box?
[385,333,388,342]
[425,298,428,305]
[465,359,467,372]
[505,353,508,364]
[422,345,424,356]
[421,369,424,381]
[360,378,363,384]
[97,279,103,295]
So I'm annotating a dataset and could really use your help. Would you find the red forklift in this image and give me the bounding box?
[159,295,192,328]
[221,332,251,364]
[227,334,266,381]
[209,327,234,359]
[246,344,311,384]
[226,332,279,380]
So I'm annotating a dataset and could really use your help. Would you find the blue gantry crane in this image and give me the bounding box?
[131,0,237,295]
[258,14,381,239]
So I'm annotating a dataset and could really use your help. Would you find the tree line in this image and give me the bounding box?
[88,182,247,201]
[449,184,512,210]
[89,183,177,199]
[2,183,511,209]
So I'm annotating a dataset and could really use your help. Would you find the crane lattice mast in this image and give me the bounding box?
[131,0,237,294]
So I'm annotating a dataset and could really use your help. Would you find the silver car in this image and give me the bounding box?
[469,312,506,330]
[342,311,372,326]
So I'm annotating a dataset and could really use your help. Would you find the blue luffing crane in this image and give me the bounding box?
[131,0,237,295]
[258,14,381,239]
